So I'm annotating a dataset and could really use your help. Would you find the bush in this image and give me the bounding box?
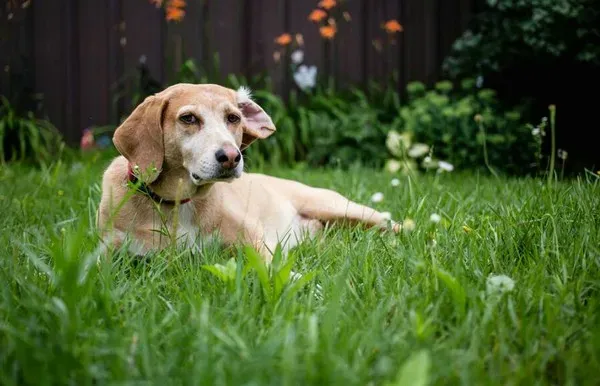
[248,82,402,169]
[443,0,600,78]
[441,0,600,174]
[389,80,538,175]
[0,96,64,165]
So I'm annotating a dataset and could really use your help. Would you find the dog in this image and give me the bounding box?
[97,83,400,261]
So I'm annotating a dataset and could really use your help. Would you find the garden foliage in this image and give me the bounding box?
[443,0,600,78]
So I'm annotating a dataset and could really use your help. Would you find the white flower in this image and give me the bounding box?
[476,75,484,88]
[390,178,400,187]
[291,50,304,64]
[437,161,454,172]
[486,274,515,295]
[385,160,402,173]
[386,130,412,157]
[408,143,430,158]
[293,65,317,90]
[558,149,568,160]
[531,127,540,136]
[370,192,384,203]
[429,213,441,223]
[422,156,437,170]
[402,218,416,232]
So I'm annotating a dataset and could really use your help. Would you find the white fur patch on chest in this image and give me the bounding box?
[173,203,200,248]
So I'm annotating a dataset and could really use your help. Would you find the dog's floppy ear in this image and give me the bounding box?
[236,86,276,150]
[113,95,168,183]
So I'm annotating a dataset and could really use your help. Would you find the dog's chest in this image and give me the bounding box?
[173,204,201,247]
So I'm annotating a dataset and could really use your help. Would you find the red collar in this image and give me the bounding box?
[127,164,192,205]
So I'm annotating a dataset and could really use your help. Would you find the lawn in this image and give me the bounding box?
[1,152,599,385]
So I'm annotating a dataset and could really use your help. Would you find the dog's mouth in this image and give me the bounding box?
[190,169,240,185]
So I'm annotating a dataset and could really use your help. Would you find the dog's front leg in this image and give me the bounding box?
[97,227,171,261]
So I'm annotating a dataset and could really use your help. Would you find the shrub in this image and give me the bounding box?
[0,96,64,165]
[441,0,600,174]
[443,0,600,78]
[389,80,538,175]
[248,83,402,168]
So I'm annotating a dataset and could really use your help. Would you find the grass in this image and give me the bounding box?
[1,150,600,385]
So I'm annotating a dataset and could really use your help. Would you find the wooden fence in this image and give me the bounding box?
[0,0,476,144]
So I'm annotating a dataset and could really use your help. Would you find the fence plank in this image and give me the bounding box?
[289,0,324,87]
[78,0,110,132]
[0,0,9,97]
[403,0,438,86]
[205,0,245,83]
[253,0,288,96]
[438,0,461,70]
[122,0,164,110]
[335,0,364,87]
[164,0,205,83]
[364,0,403,85]
[0,1,34,104]
[33,0,63,129]
[364,0,386,82]
[33,0,81,143]
[107,0,123,123]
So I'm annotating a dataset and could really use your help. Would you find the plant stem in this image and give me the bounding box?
[548,105,557,186]
[479,120,498,178]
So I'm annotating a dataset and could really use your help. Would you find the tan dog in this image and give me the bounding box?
[97,83,399,261]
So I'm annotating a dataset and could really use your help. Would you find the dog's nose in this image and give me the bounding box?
[215,145,241,169]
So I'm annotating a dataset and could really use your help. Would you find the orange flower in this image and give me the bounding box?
[318,0,336,10]
[319,25,337,39]
[308,9,327,22]
[383,19,403,34]
[275,33,292,46]
[165,0,186,22]
[166,6,185,21]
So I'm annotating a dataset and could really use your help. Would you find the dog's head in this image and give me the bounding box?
[113,83,275,185]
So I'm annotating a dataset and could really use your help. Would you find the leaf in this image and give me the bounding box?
[387,350,431,386]
[243,245,272,302]
[283,270,317,302]
[202,264,229,282]
[274,253,296,298]
[434,268,466,316]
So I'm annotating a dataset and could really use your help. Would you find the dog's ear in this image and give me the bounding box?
[236,86,276,150]
[113,95,168,183]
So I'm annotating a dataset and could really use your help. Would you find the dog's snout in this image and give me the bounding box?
[215,145,241,170]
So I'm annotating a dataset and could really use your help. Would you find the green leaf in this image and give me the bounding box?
[434,268,466,316]
[387,350,431,386]
[243,245,272,302]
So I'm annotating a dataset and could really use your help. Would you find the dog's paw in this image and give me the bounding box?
[379,212,401,234]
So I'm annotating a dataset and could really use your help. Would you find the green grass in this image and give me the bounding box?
[1,151,600,385]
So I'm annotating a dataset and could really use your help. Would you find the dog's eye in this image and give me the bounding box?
[227,114,241,124]
[179,114,198,124]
